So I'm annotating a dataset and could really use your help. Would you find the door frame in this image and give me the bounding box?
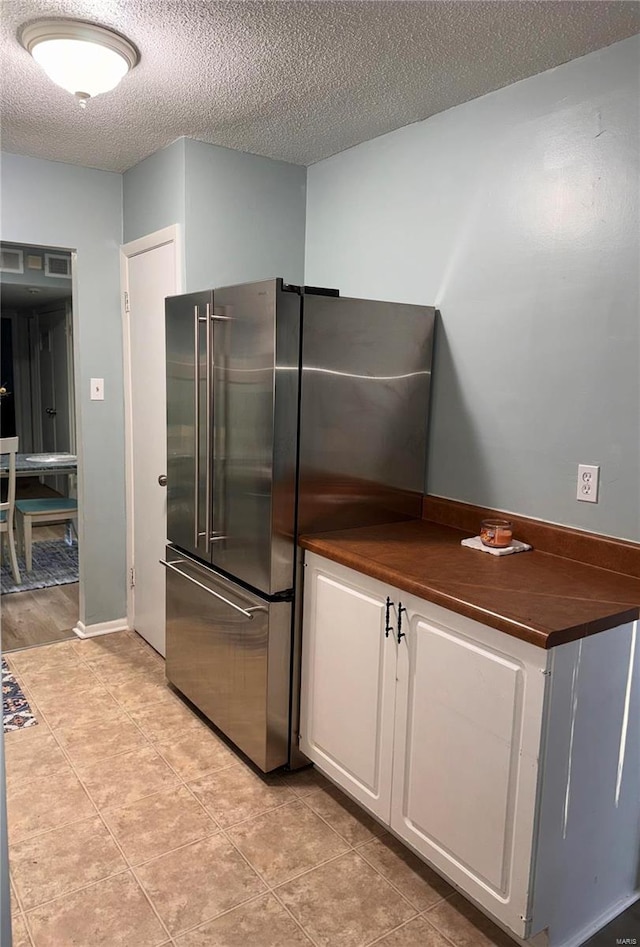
[120,225,183,632]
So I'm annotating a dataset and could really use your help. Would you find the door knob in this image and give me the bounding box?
[158,475,167,486]
[45,407,57,417]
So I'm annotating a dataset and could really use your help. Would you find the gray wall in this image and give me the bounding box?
[305,36,640,541]
[0,153,126,624]
[184,139,306,290]
[123,139,186,245]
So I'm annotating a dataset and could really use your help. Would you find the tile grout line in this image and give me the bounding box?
[49,664,280,942]
[356,840,454,915]
[181,790,300,832]
[207,782,431,946]
[135,886,271,944]
[295,785,386,847]
[268,886,321,947]
[116,725,327,945]
[143,749,320,944]
[11,912,35,947]
[293,787,429,920]
[416,912,461,947]
[15,657,104,695]
[18,693,175,947]
[362,910,460,947]
[185,764,455,943]
[126,824,222,870]
[63,787,174,944]
[8,636,460,947]
[8,875,27,934]
[117,743,307,943]
[54,693,181,947]
[419,899,479,947]
[19,867,132,917]
[23,712,412,945]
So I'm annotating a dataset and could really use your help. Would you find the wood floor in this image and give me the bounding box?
[1,583,79,652]
[1,520,79,653]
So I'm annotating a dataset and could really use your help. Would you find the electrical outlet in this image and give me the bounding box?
[577,464,599,503]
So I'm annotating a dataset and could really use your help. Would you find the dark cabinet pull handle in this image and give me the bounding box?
[397,603,407,643]
[384,597,394,638]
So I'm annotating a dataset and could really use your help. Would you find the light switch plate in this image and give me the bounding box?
[90,378,104,401]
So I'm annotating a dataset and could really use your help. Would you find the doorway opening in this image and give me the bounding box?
[0,241,79,651]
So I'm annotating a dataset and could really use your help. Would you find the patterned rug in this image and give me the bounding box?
[0,539,78,595]
[2,658,38,732]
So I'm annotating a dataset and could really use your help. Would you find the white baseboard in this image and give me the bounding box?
[73,618,130,639]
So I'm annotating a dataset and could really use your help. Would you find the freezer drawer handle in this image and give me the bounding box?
[159,559,264,620]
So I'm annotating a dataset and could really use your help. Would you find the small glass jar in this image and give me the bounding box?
[480,519,513,548]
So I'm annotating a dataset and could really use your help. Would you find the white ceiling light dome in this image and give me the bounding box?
[20,19,139,106]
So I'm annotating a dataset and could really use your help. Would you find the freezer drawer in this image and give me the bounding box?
[164,547,291,772]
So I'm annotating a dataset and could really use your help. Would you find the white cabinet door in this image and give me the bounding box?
[391,594,547,938]
[299,553,398,822]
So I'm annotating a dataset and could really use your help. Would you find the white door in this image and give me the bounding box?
[37,316,58,453]
[50,302,74,456]
[123,229,181,656]
[37,306,73,493]
[391,594,546,938]
[299,553,397,822]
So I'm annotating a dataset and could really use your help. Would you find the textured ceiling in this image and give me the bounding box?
[1,1,638,173]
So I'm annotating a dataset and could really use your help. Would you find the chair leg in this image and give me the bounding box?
[16,510,24,557]
[24,515,33,573]
[6,522,21,585]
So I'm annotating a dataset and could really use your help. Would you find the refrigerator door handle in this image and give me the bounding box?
[159,559,265,619]
[195,304,211,552]
[204,303,213,554]
[193,305,200,549]
[210,304,230,545]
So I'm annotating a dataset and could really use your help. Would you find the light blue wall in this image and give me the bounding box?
[184,139,306,290]
[123,139,186,244]
[305,36,640,541]
[0,152,126,623]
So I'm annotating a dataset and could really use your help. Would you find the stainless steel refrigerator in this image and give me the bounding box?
[163,279,435,771]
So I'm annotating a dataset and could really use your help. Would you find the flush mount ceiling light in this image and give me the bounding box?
[20,19,139,107]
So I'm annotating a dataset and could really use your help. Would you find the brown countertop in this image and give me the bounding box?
[299,519,640,649]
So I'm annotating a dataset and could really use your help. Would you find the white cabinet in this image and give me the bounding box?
[300,552,640,947]
[391,592,546,937]
[298,561,397,822]
[300,553,546,937]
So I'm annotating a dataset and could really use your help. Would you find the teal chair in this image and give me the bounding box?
[15,497,78,572]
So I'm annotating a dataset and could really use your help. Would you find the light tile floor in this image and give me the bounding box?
[5,631,520,947]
